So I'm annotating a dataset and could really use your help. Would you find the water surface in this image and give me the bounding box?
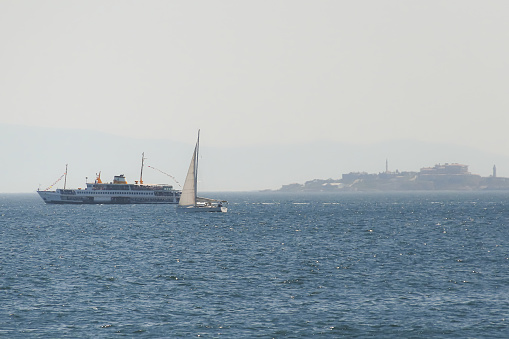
[1,192,508,337]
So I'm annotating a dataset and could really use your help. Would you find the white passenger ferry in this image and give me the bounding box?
[37,157,181,204]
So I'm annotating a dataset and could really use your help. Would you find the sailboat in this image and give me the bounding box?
[177,130,227,213]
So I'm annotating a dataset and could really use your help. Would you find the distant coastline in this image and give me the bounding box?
[274,163,509,192]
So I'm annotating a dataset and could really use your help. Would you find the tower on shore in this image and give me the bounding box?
[493,165,497,178]
[386,159,389,173]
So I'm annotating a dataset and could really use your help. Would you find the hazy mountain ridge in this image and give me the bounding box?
[2,124,509,192]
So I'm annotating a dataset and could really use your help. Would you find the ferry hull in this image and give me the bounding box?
[37,191,179,204]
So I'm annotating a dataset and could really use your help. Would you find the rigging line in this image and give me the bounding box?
[42,172,66,191]
[147,165,182,188]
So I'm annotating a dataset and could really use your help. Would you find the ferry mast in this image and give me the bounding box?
[139,153,145,185]
[64,164,68,189]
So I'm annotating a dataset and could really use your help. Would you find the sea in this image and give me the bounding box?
[1,192,508,338]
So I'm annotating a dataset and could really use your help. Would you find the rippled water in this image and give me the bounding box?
[1,192,508,338]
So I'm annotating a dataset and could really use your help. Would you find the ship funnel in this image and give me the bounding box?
[113,174,127,184]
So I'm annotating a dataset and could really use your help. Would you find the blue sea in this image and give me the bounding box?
[1,192,508,338]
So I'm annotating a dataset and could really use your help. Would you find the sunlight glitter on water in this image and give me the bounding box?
[1,192,509,338]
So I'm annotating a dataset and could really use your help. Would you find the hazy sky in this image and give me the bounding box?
[1,1,509,192]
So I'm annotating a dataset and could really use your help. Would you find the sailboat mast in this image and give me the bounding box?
[139,152,145,185]
[195,130,200,201]
[63,164,68,189]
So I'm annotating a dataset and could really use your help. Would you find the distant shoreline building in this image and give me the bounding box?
[420,163,469,176]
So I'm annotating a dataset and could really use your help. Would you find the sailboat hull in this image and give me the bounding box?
[177,206,227,213]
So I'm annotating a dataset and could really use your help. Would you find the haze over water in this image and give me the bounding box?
[2,1,509,193]
[1,192,508,337]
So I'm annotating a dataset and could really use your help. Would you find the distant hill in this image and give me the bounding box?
[276,164,509,192]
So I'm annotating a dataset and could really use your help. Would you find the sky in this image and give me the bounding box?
[1,1,509,192]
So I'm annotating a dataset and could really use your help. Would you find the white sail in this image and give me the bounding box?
[177,130,227,212]
[178,138,198,207]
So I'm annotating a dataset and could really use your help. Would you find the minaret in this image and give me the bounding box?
[493,165,497,178]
